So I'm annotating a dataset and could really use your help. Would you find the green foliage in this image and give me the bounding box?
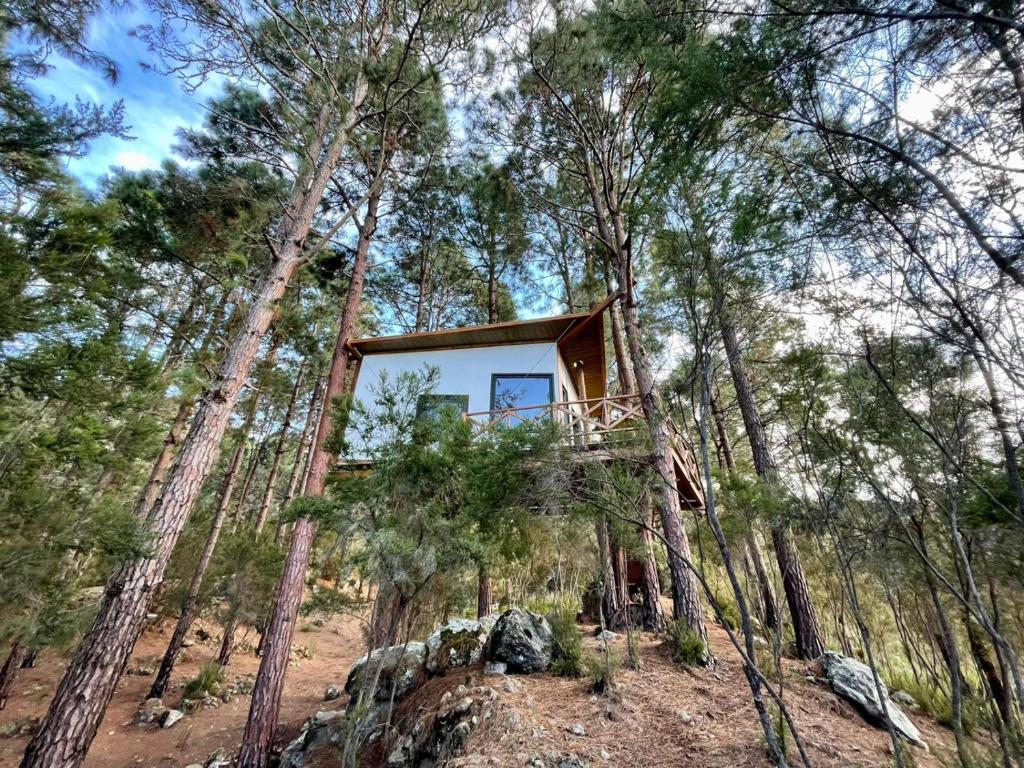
[668,619,706,669]
[583,647,620,696]
[712,588,741,631]
[183,662,224,700]
[548,607,584,678]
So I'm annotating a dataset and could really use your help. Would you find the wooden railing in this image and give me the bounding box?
[464,393,644,444]
[463,393,703,501]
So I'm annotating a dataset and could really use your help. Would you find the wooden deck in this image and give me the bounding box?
[464,394,704,508]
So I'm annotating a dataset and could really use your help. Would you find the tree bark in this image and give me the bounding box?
[217,611,240,667]
[254,360,307,535]
[20,68,367,768]
[596,518,620,627]
[717,307,824,660]
[476,565,493,619]
[239,182,381,768]
[147,393,261,699]
[0,640,26,711]
[276,375,324,544]
[709,393,780,632]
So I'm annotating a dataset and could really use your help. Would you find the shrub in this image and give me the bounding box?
[183,661,223,699]
[712,588,741,631]
[583,648,620,695]
[548,607,583,678]
[669,618,706,668]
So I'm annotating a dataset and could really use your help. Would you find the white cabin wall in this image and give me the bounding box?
[348,342,560,457]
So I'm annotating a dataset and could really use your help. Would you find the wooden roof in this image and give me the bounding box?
[349,297,615,356]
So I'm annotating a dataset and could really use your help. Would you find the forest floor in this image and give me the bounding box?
[0,610,956,768]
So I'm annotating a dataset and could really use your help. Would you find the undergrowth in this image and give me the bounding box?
[548,607,584,677]
[183,661,223,699]
[669,618,706,668]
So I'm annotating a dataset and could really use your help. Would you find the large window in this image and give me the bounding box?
[490,374,553,423]
[416,394,469,422]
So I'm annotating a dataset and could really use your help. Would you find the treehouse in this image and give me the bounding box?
[342,297,703,510]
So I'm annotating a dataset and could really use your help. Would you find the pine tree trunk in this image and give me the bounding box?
[239,183,381,768]
[231,438,263,531]
[19,85,364,765]
[276,376,324,544]
[147,393,260,701]
[255,360,306,535]
[609,537,629,620]
[637,494,666,630]
[717,307,824,659]
[217,612,240,667]
[476,565,493,619]
[0,640,26,711]
[596,519,619,626]
[616,281,705,644]
[709,394,779,631]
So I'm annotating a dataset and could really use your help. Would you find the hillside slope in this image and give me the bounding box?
[0,613,951,768]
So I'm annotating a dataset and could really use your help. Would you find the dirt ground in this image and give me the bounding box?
[0,613,955,768]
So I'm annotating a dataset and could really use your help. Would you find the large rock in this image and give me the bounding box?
[821,652,926,748]
[385,685,499,767]
[426,618,490,674]
[485,608,553,674]
[279,710,349,768]
[345,642,427,703]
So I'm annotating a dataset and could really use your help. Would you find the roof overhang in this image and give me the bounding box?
[349,295,618,357]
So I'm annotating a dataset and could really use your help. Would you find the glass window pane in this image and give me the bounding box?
[491,375,552,423]
[416,394,469,422]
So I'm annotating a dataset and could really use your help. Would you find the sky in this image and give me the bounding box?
[23,6,210,188]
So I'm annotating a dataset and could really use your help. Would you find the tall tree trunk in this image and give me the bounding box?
[231,436,263,531]
[136,293,232,519]
[239,182,381,768]
[615,276,706,644]
[146,393,261,700]
[609,538,629,620]
[476,564,493,619]
[596,518,620,627]
[217,611,240,667]
[20,74,368,768]
[0,640,26,711]
[710,394,779,631]
[276,375,324,544]
[717,307,824,660]
[255,360,307,535]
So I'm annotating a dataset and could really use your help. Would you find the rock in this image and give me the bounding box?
[676,709,693,725]
[892,690,919,710]
[0,717,39,739]
[135,698,167,725]
[324,684,343,701]
[557,755,588,768]
[568,723,586,736]
[159,709,184,729]
[384,685,496,767]
[821,652,926,748]
[484,661,507,676]
[126,666,155,676]
[426,618,490,674]
[181,638,195,648]
[146,613,159,622]
[185,764,204,768]
[345,642,427,703]
[485,608,553,674]
[752,635,769,651]
[502,677,521,694]
[599,749,610,761]
[594,630,618,642]
[205,747,232,768]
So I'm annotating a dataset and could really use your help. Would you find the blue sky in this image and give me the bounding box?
[22,5,213,188]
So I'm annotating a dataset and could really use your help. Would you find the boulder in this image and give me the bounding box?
[135,698,167,726]
[160,709,185,728]
[205,747,232,768]
[892,690,919,710]
[385,685,499,767]
[821,652,926,748]
[426,618,490,674]
[345,642,427,703]
[324,684,344,701]
[484,661,507,676]
[485,609,553,674]
[279,710,348,768]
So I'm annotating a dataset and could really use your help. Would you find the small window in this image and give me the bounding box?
[416,394,469,422]
[490,374,553,424]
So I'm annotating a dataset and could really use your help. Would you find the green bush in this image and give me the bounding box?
[669,618,706,668]
[583,648,620,695]
[548,607,584,678]
[183,661,223,700]
[712,588,741,631]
